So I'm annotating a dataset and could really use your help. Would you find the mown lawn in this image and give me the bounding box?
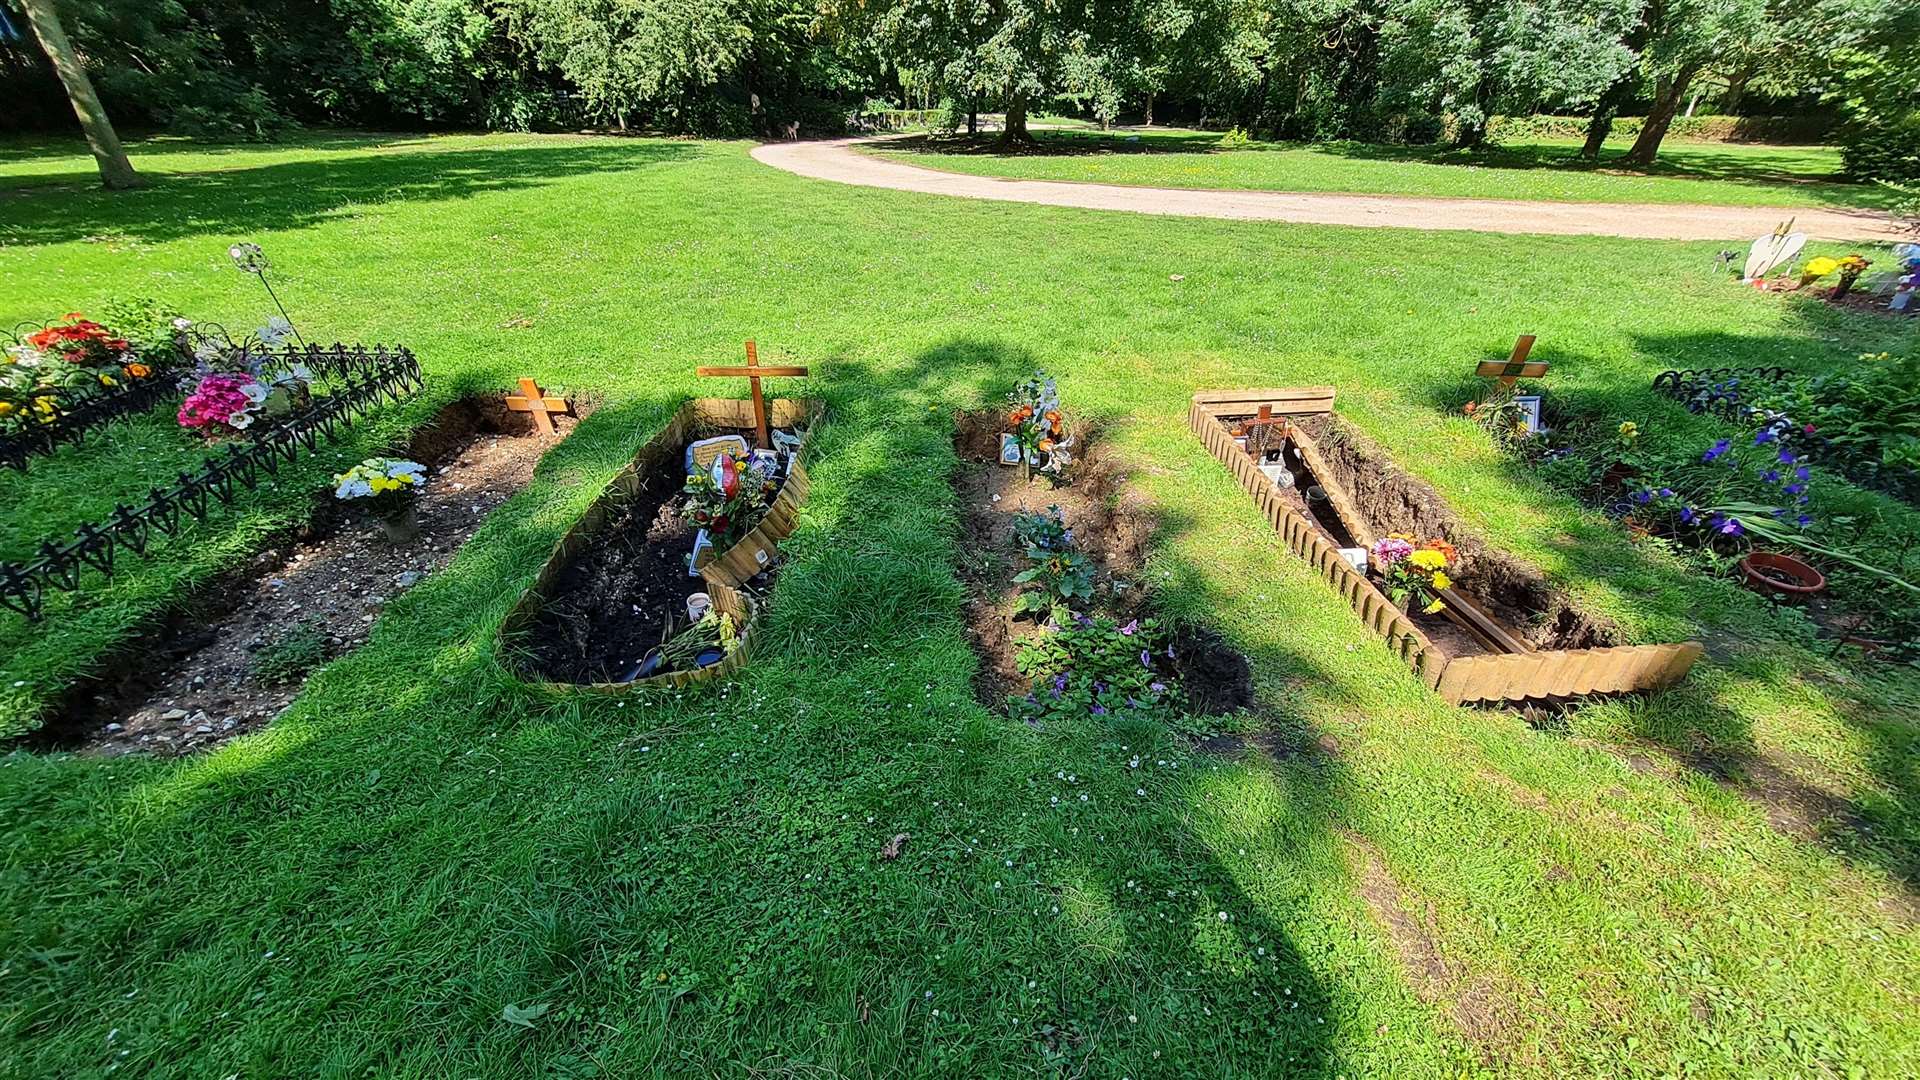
[867,128,1896,211]
[1,132,1916,1078]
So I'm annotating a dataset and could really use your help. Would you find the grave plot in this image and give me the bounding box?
[1191,387,1703,706]
[504,396,821,690]
[952,374,1252,723]
[27,394,580,755]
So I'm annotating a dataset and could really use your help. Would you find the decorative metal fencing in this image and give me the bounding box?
[1650,366,1794,419]
[0,344,421,622]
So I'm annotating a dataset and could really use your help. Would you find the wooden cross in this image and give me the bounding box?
[505,377,570,435]
[1238,404,1290,457]
[1474,335,1548,388]
[696,340,809,449]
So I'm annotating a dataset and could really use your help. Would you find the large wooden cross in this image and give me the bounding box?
[1474,335,1548,388]
[696,340,809,449]
[504,377,570,435]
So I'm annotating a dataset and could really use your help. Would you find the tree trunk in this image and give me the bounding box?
[996,94,1032,148]
[1143,92,1153,127]
[967,98,977,135]
[1624,63,1700,167]
[1722,70,1750,114]
[19,0,140,190]
[1581,75,1639,160]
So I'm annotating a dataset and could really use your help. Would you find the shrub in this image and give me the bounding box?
[252,621,329,684]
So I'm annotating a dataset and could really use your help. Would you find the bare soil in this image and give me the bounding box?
[514,424,792,685]
[1292,413,1618,653]
[28,396,572,756]
[950,411,1253,716]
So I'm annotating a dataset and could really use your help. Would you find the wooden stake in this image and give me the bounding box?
[696,340,809,449]
[504,377,570,435]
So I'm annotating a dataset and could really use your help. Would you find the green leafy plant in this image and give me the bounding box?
[1009,506,1094,622]
[1009,615,1180,726]
[251,620,329,683]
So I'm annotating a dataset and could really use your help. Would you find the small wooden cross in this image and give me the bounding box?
[696,340,809,449]
[1474,335,1548,388]
[1238,404,1290,457]
[505,377,570,435]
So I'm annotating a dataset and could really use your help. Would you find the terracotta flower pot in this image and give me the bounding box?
[1738,551,1825,598]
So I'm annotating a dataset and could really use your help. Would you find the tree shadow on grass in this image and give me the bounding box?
[1413,334,1920,892]
[0,139,704,247]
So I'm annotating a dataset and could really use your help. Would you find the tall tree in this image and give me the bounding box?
[17,0,140,187]
[1618,0,1767,165]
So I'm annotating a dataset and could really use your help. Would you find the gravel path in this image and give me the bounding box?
[751,137,1902,242]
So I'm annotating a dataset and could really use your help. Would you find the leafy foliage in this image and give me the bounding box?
[1009,615,1181,726]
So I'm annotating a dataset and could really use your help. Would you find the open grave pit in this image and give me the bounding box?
[507,398,818,688]
[28,395,578,756]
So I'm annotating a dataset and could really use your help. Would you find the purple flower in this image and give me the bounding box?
[1784,483,1805,497]
[1658,487,1673,498]
[1679,506,1698,525]
[1702,439,1731,463]
[1631,489,1652,504]
[1761,469,1780,484]
[1091,704,1108,716]
[1119,620,1139,637]
[1093,680,1107,695]
[1139,650,1153,669]
[1795,514,1813,527]
[1794,466,1810,481]
[1051,672,1067,697]
[1719,516,1744,536]
[1778,448,1797,464]
[1754,428,1777,445]
[1149,681,1166,694]
[1164,645,1176,659]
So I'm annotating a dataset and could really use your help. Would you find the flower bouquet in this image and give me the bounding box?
[178,373,273,435]
[333,457,429,541]
[1006,370,1073,480]
[683,452,777,554]
[1372,534,1454,614]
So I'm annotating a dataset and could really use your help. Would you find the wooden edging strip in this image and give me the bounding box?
[500,395,825,693]
[1188,392,1705,706]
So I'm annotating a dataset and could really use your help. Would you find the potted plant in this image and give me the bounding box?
[332,457,429,542]
[1831,255,1871,299]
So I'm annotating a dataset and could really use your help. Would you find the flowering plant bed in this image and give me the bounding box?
[1,305,188,469]
[951,408,1253,723]
[501,397,821,690]
[1191,388,1703,705]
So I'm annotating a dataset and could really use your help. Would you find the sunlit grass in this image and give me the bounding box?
[0,132,1914,1078]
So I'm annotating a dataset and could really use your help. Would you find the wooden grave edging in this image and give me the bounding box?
[501,396,824,692]
[1188,389,1702,706]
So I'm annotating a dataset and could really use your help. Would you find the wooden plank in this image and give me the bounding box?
[1436,588,1531,655]
[1192,386,1337,413]
[1288,428,1376,550]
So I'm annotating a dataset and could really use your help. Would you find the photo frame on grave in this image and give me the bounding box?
[687,434,750,474]
[999,433,1024,466]
[1512,394,1545,435]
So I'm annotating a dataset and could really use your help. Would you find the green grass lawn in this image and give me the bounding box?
[1,131,1917,1077]
[867,128,1897,211]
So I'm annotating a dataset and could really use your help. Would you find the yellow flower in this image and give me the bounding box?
[1430,570,1452,591]
[1409,549,1447,571]
[1423,599,1445,614]
[0,401,14,416]
[1617,421,1639,441]
[1802,256,1840,279]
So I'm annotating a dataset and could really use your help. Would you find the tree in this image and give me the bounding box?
[1611,0,1767,165]
[17,0,140,187]
[1378,0,1639,147]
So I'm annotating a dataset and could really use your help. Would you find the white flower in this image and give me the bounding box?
[228,412,254,429]
[239,381,269,404]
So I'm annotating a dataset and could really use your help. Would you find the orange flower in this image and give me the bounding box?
[1462,401,1478,415]
[1044,410,1061,423]
[124,362,151,378]
[1039,439,1054,451]
[1049,419,1062,436]
[1423,538,1457,562]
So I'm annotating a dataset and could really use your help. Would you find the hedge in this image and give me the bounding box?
[1489,114,1836,145]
